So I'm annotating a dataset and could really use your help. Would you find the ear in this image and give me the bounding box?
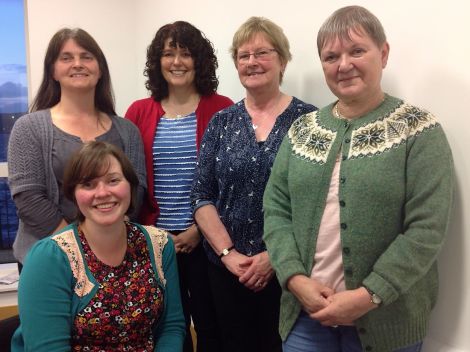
[381,42,390,68]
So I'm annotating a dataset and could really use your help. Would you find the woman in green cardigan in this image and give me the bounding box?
[12,142,185,351]
[263,5,454,352]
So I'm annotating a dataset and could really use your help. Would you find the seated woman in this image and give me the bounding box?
[11,141,185,352]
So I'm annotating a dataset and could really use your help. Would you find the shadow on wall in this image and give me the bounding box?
[423,176,465,352]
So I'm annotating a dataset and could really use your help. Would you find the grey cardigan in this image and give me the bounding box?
[8,109,147,263]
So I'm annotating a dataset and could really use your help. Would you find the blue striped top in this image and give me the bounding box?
[153,113,197,231]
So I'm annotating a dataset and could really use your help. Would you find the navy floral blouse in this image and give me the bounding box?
[191,97,316,265]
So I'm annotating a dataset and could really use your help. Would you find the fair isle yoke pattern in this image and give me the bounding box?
[288,102,440,163]
[349,103,439,159]
[288,111,336,164]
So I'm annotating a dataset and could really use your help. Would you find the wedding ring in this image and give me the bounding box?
[256,280,263,287]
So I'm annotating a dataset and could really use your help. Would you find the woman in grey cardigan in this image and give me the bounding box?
[8,28,146,266]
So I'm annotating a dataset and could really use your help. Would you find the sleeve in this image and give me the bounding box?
[263,137,308,288]
[8,116,63,235]
[362,125,454,305]
[15,239,74,351]
[153,236,186,351]
[13,191,63,237]
[190,114,222,212]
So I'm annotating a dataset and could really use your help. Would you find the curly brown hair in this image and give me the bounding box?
[144,21,219,101]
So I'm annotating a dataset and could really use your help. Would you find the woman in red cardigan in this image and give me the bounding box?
[126,21,233,352]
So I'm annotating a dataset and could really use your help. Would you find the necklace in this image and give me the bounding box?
[250,93,283,130]
[162,94,200,119]
[333,101,347,120]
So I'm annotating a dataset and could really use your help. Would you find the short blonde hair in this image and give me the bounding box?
[230,17,292,82]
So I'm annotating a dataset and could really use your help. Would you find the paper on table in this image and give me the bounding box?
[0,271,19,285]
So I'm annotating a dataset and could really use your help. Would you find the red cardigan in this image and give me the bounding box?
[125,94,234,225]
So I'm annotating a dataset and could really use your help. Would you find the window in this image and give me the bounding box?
[0,0,27,260]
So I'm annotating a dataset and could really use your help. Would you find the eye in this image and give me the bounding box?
[59,54,73,62]
[322,54,337,63]
[162,52,174,58]
[237,53,250,61]
[109,177,121,185]
[80,181,94,189]
[81,53,94,61]
[181,51,192,58]
[351,48,365,56]
[255,50,270,58]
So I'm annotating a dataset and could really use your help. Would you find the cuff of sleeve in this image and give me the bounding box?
[362,271,399,306]
[276,260,309,289]
[192,200,214,216]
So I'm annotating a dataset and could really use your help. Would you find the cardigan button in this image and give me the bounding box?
[340,223,347,230]
[339,200,346,207]
[342,155,347,161]
[344,268,353,276]
[340,177,346,184]
[345,138,351,143]
[343,247,350,255]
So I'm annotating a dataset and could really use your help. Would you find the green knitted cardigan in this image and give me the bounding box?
[263,94,454,351]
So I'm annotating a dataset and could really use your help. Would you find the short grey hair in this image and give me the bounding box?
[317,6,387,56]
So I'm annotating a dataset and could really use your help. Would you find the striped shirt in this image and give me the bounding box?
[153,113,197,231]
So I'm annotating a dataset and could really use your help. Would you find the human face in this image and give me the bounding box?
[53,39,101,92]
[320,27,389,104]
[236,32,284,93]
[74,156,131,228]
[160,38,196,90]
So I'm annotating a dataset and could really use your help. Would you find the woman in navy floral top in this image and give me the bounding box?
[191,17,317,352]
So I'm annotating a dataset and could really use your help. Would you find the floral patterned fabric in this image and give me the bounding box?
[71,222,164,351]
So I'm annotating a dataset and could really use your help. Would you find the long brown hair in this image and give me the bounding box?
[30,28,115,115]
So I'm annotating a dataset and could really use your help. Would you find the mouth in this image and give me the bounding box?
[247,71,264,76]
[93,202,117,210]
[170,70,187,76]
[70,73,89,78]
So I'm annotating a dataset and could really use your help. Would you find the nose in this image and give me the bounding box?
[95,182,110,197]
[338,54,352,73]
[246,53,258,66]
[72,56,84,68]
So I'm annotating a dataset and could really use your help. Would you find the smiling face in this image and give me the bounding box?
[74,156,131,228]
[320,27,389,104]
[160,37,196,90]
[53,39,101,92]
[235,32,284,93]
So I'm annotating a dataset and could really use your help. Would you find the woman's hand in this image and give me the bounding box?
[238,251,275,292]
[220,249,252,278]
[171,225,201,254]
[287,275,335,314]
[310,287,377,326]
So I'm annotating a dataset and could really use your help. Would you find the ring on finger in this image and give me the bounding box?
[256,280,263,287]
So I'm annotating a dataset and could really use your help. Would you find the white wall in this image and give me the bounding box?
[26,0,470,350]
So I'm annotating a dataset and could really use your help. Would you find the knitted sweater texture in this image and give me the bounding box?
[8,110,146,262]
[263,95,454,351]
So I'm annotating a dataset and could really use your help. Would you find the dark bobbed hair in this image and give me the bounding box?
[317,6,387,56]
[63,141,138,222]
[144,21,219,101]
[30,28,116,115]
